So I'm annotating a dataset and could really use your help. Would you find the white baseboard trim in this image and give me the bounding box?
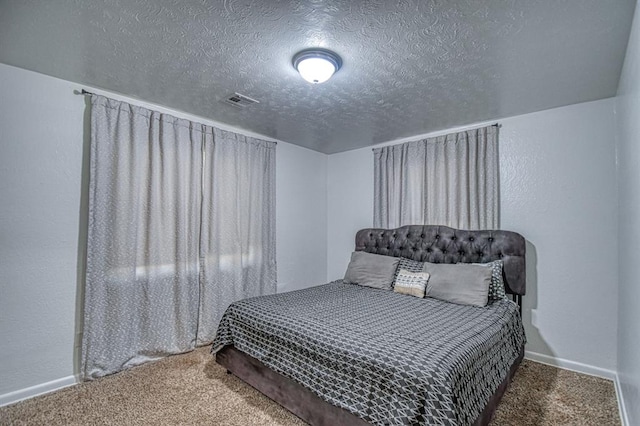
[614,374,630,426]
[0,375,77,408]
[524,350,616,380]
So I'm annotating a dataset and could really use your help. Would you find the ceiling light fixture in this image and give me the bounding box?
[292,48,342,84]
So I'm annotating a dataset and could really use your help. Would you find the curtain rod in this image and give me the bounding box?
[80,88,497,147]
[78,88,502,132]
[75,88,278,144]
[371,123,501,151]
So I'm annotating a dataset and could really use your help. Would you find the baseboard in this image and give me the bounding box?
[0,375,77,408]
[524,350,616,380]
[614,374,630,426]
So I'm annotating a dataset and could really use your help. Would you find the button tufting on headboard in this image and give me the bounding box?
[354,225,526,296]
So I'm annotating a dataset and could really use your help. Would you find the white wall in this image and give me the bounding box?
[0,64,84,401]
[276,142,328,293]
[327,98,619,374]
[327,148,374,279]
[0,63,327,399]
[615,0,640,423]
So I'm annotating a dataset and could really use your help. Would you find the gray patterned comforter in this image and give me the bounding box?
[212,281,525,425]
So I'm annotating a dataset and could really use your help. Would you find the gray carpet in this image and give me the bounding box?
[0,347,620,425]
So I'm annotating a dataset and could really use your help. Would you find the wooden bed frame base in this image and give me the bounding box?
[216,346,524,426]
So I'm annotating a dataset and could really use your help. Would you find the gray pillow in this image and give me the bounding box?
[472,260,507,300]
[343,251,400,290]
[423,262,492,307]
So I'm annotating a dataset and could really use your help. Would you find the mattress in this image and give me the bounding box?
[212,281,525,425]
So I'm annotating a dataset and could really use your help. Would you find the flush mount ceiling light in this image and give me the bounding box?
[292,48,342,84]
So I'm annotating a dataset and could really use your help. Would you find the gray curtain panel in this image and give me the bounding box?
[82,96,276,379]
[373,125,499,230]
[196,128,277,344]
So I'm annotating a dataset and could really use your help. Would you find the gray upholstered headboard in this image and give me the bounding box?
[355,225,526,296]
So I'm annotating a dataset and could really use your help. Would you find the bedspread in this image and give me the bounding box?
[212,281,525,425]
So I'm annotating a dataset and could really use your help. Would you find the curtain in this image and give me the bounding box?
[82,96,276,379]
[196,128,276,344]
[373,125,498,230]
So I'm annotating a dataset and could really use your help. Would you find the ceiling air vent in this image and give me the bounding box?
[223,92,260,108]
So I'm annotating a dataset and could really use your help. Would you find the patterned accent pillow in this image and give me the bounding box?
[393,269,430,298]
[472,260,507,300]
[393,257,424,285]
[393,257,424,283]
[398,257,425,272]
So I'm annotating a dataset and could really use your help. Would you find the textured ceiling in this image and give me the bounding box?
[0,0,635,153]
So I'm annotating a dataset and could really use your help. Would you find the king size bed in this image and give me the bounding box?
[212,225,526,425]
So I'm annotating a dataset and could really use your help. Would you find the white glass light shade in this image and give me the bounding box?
[293,49,342,84]
[297,57,336,84]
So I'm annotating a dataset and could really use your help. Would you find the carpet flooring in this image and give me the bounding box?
[0,347,620,425]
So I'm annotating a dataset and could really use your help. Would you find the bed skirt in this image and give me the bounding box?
[216,345,524,426]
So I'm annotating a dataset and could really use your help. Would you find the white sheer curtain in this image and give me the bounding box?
[82,96,276,379]
[373,125,499,230]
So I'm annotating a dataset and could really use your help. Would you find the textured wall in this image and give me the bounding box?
[0,63,328,398]
[327,98,618,373]
[616,0,640,423]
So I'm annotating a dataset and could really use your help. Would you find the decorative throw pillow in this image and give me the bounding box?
[471,260,507,300]
[397,257,425,273]
[393,269,430,298]
[393,257,425,283]
[423,262,492,307]
[343,251,400,290]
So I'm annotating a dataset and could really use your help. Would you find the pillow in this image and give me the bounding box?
[392,257,425,283]
[395,257,424,274]
[422,262,492,307]
[393,269,430,298]
[472,260,507,300]
[343,251,400,290]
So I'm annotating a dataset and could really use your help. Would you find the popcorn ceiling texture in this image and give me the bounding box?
[0,0,634,153]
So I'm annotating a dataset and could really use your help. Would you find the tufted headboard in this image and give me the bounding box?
[355,225,526,296]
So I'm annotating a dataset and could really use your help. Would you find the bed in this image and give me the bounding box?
[212,225,526,425]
